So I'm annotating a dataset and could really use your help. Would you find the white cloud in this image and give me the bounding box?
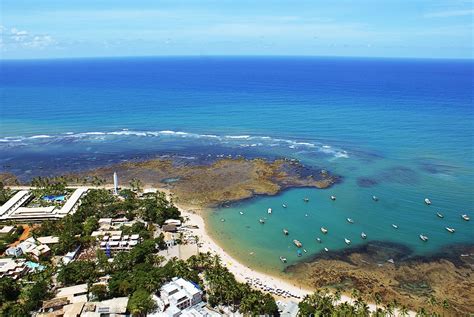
[424,9,474,18]
[0,25,56,50]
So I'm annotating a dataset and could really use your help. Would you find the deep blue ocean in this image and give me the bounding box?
[1,57,473,268]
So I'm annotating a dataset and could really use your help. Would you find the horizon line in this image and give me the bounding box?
[1,54,473,62]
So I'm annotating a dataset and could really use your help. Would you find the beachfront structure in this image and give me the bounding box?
[113,172,119,195]
[157,277,203,315]
[39,296,129,317]
[91,229,141,253]
[0,187,88,222]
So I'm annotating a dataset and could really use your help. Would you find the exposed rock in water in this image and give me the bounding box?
[285,242,474,315]
[65,157,340,207]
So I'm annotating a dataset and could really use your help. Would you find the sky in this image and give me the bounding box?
[0,0,473,59]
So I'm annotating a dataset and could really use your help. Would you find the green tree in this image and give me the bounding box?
[90,284,108,301]
[57,261,97,286]
[127,289,156,317]
[0,277,21,304]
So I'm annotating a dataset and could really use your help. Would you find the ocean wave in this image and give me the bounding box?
[0,129,350,159]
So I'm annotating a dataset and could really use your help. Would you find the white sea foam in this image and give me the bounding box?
[29,135,51,139]
[1,129,349,159]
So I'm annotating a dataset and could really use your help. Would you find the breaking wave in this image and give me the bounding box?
[0,129,349,159]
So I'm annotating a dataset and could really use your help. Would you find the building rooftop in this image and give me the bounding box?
[0,190,30,217]
[37,236,59,244]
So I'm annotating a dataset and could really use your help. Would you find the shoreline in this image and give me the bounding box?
[174,201,398,314]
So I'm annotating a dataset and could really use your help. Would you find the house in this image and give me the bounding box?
[158,277,203,315]
[18,237,51,261]
[62,246,80,265]
[0,258,29,279]
[163,232,175,247]
[37,236,59,245]
[0,225,15,236]
[162,225,177,233]
[164,219,182,227]
[5,246,23,257]
[55,283,88,304]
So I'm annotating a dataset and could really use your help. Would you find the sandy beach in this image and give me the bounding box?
[177,206,391,313]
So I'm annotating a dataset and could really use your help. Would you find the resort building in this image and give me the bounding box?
[0,225,15,236]
[0,187,88,222]
[62,246,81,265]
[15,237,52,261]
[156,277,203,315]
[55,283,89,304]
[0,258,29,279]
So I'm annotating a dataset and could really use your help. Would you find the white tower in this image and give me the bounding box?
[113,172,118,195]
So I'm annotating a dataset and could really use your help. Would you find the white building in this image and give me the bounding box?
[158,277,203,315]
[0,187,88,222]
[0,258,29,279]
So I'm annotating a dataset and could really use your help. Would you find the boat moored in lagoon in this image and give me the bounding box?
[259,218,265,224]
[344,238,351,245]
[419,234,428,242]
[462,214,470,221]
[293,239,303,248]
[330,195,336,201]
[446,227,455,233]
[436,212,444,218]
[372,195,378,201]
[283,229,289,235]
[282,204,287,208]
[280,256,287,263]
[303,197,309,202]
[239,211,244,215]
[316,237,322,243]
[425,198,431,205]
[267,208,272,214]
[392,224,398,229]
[324,247,329,252]
[361,232,367,239]
[320,227,328,234]
[346,218,354,224]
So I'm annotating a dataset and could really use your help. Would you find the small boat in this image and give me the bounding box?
[344,238,351,245]
[280,256,287,263]
[283,229,289,235]
[419,234,428,242]
[316,237,322,243]
[361,232,367,239]
[303,197,309,202]
[392,224,398,229]
[436,212,444,218]
[220,218,225,222]
[239,211,244,215]
[446,227,455,233]
[320,227,328,234]
[303,249,307,253]
[347,218,354,224]
[305,213,309,217]
[461,214,470,221]
[293,239,303,248]
[387,258,395,264]
[324,247,329,252]
[268,208,272,214]
[259,218,265,224]
[330,195,336,201]
[372,195,379,201]
[297,249,302,257]
[424,198,431,205]
[282,204,287,208]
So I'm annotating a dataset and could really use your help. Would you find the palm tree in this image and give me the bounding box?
[398,305,409,317]
[416,307,428,317]
[373,292,382,311]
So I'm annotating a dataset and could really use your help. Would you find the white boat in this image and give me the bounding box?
[461,214,470,221]
[282,204,287,208]
[436,212,444,218]
[268,208,272,214]
[303,249,307,253]
[419,234,428,242]
[239,211,244,215]
[446,227,455,233]
[361,232,367,239]
[220,218,225,222]
[324,247,329,252]
[372,195,379,201]
[259,218,265,224]
[344,238,351,245]
[293,239,303,248]
[330,195,336,201]
[424,198,431,205]
[392,224,398,229]
[347,218,354,224]
[279,256,287,263]
[283,229,289,235]
[316,237,322,243]
[303,197,309,202]
[320,227,328,234]
[387,258,395,264]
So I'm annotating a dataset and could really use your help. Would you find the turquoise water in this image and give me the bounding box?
[0,57,473,269]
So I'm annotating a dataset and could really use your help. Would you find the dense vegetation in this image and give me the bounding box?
[0,182,11,205]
